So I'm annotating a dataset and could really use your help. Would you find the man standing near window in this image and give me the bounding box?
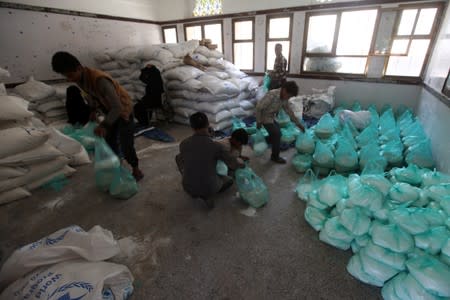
[269,43,287,90]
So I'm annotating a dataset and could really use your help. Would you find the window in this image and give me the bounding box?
[266,15,292,71]
[184,22,223,53]
[232,18,254,71]
[385,5,441,77]
[193,0,222,17]
[303,9,378,75]
[162,26,178,43]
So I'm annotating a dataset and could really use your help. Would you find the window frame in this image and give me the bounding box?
[265,13,293,72]
[301,7,380,78]
[232,17,255,71]
[383,2,444,80]
[162,25,178,43]
[183,20,224,53]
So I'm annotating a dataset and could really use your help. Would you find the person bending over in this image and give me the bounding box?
[175,112,243,209]
[256,81,305,164]
[51,51,144,181]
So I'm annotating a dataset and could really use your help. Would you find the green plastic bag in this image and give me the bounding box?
[347,253,385,287]
[392,164,423,186]
[216,160,228,176]
[263,72,271,92]
[368,105,380,127]
[235,166,269,208]
[281,122,300,143]
[359,247,400,285]
[231,117,246,132]
[65,121,97,152]
[276,108,291,128]
[406,253,450,297]
[335,139,358,170]
[317,172,348,207]
[422,169,450,187]
[364,240,406,271]
[94,138,121,192]
[339,207,371,236]
[304,206,328,231]
[295,129,315,154]
[319,217,353,250]
[312,141,334,168]
[251,129,268,156]
[314,113,336,139]
[352,101,362,112]
[380,138,404,165]
[295,169,317,201]
[414,226,449,255]
[370,221,414,254]
[292,154,312,173]
[356,125,378,148]
[110,166,138,199]
[406,140,435,169]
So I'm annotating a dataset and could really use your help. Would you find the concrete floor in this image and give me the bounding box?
[0,123,381,299]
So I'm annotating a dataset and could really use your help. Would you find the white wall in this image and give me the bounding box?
[155,0,364,22]
[417,2,450,173]
[4,0,158,20]
[424,1,450,94]
[0,7,162,83]
[416,89,450,173]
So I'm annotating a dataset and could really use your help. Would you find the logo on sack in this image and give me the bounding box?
[47,281,93,300]
[22,225,85,251]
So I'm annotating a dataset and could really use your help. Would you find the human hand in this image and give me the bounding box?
[297,123,305,133]
[94,125,107,137]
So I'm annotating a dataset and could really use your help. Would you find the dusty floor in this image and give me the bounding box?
[0,123,381,299]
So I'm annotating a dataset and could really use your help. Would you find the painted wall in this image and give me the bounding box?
[416,89,450,173]
[4,0,158,20]
[424,1,450,94]
[417,2,450,173]
[0,7,162,83]
[155,0,364,22]
[251,76,421,110]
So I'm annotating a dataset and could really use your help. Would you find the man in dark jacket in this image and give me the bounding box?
[175,112,243,209]
[134,64,164,126]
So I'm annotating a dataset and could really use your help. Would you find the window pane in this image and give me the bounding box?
[234,42,253,70]
[235,20,253,40]
[391,39,409,55]
[204,23,223,53]
[306,15,337,53]
[266,41,289,71]
[414,8,437,35]
[397,9,418,35]
[163,28,177,43]
[269,17,290,39]
[336,10,378,55]
[386,39,430,76]
[186,25,202,41]
[303,57,367,74]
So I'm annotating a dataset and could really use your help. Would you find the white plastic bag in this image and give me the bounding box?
[0,225,120,286]
[0,259,133,300]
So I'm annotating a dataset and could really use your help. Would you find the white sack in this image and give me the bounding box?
[163,66,204,82]
[0,187,30,205]
[0,143,65,167]
[0,259,133,300]
[0,95,33,121]
[13,77,55,101]
[0,127,49,159]
[0,225,121,286]
[48,128,91,166]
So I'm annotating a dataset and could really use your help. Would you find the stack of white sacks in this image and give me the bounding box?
[11,77,68,127]
[0,68,90,205]
[0,225,134,299]
[94,40,260,130]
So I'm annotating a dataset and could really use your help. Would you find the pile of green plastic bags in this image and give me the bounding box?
[293,103,435,176]
[296,163,450,299]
